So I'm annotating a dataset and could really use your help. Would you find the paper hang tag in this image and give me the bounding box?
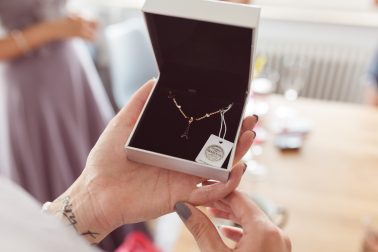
[195,134,234,168]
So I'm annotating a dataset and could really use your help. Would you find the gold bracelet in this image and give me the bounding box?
[10,30,30,54]
[169,91,233,140]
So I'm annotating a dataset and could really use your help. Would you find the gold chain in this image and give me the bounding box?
[169,94,233,140]
[171,97,229,121]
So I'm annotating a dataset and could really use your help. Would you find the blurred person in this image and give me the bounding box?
[0,80,289,252]
[0,0,112,202]
[0,0,135,250]
[365,50,378,106]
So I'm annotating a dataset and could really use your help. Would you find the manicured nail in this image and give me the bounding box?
[175,202,192,222]
[243,163,248,174]
[252,130,257,138]
[253,114,259,122]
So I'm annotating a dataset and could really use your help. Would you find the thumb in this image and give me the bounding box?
[174,202,230,252]
[113,79,155,128]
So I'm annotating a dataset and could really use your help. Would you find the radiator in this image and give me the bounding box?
[256,39,372,103]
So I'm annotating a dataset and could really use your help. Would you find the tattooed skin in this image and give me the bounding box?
[81,230,100,239]
[62,197,77,228]
[61,196,100,241]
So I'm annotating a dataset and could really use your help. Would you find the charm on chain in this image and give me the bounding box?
[168,92,233,140]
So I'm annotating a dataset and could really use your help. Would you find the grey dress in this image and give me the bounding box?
[0,1,149,251]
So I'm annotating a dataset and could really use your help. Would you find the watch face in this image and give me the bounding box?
[205,144,225,162]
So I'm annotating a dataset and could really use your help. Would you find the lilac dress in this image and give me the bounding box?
[0,0,113,202]
[0,1,150,250]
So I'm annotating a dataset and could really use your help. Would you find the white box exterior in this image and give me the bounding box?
[125,0,260,182]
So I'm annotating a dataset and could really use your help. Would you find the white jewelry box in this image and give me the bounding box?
[125,0,260,182]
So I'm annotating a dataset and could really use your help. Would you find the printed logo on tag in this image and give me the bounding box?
[196,134,234,168]
[205,145,224,162]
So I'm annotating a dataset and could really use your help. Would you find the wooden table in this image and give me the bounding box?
[173,97,378,252]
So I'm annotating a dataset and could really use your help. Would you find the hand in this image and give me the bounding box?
[51,15,98,41]
[362,228,378,252]
[175,191,291,252]
[49,80,257,243]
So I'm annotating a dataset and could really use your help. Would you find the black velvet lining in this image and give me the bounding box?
[128,13,253,169]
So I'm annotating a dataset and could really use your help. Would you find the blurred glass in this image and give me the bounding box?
[280,55,310,102]
[252,67,279,116]
[243,55,277,179]
[251,55,279,116]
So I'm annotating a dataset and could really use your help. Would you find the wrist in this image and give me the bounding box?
[47,176,112,244]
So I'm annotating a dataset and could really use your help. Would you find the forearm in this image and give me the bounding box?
[0,21,60,61]
[46,176,112,244]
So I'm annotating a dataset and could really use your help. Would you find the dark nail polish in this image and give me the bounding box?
[243,163,247,174]
[253,114,259,122]
[252,130,257,138]
[175,202,192,221]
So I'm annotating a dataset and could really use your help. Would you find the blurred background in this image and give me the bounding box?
[68,0,378,107]
[1,0,378,251]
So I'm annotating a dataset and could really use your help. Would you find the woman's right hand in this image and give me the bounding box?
[51,15,98,41]
[175,191,291,252]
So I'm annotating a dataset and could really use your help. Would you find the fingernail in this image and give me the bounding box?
[252,130,257,138]
[253,114,259,122]
[175,202,192,222]
[243,163,247,174]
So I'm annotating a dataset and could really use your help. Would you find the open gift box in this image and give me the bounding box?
[125,0,260,182]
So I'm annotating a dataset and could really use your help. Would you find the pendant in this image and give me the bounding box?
[181,117,194,140]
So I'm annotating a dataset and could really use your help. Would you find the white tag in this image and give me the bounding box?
[195,134,234,168]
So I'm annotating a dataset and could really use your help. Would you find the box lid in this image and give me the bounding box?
[142,0,260,84]
[142,0,260,29]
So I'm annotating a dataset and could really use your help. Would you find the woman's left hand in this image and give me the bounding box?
[48,79,258,244]
[175,191,291,252]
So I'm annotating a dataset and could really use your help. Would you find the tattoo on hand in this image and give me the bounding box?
[62,197,77,228]
[61,196,100,241]
[81,230,100,239]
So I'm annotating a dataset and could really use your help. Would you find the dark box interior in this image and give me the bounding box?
[129,13,253,169]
